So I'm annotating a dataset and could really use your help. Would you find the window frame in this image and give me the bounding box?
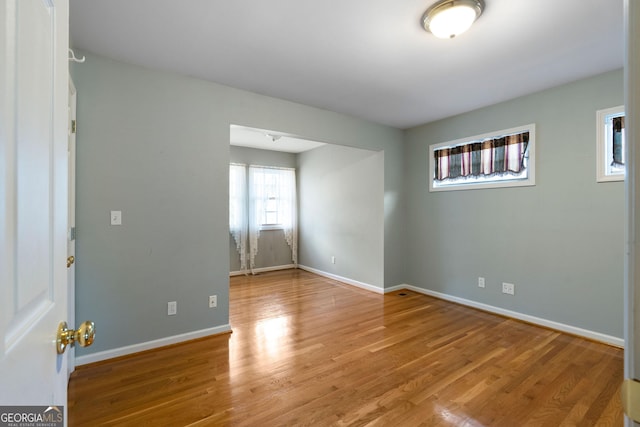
[428,123,536,192]
[248,165,296,231]
[596,105,625,183]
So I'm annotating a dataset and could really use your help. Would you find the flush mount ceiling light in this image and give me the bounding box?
[266,133,282,142]
[422,0,484,39]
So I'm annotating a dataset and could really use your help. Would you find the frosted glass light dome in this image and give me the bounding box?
[422,0,484,39]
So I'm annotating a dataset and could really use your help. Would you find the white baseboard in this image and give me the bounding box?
[297,265,384,294]
[397,284,624,348]
[384,284,407,293]
[75,324,232,366]
[230,264,296,277]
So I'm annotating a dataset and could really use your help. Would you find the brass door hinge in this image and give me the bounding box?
[71,119,77,134]
[622,378,640,421]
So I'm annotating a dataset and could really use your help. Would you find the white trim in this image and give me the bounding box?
[75,324,232,366]
[429,123,536,192]
[297,265,384,294]
[249,164,296,172]
[384,284,408,293]
[397,284,624,348]
[596,105,625,182]
[230,264,296,277]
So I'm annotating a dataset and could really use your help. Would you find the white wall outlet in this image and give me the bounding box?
[478,277,485,288]
[209,295,217,308]
[331,256,336,264]
[110,210,122,225]
[168,301,177,315]
[502,282,515,295]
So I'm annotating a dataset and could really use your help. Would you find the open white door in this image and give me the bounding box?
[624,1,640,426]
[0,0,72,422]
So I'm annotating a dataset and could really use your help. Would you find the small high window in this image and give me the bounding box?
[429,124,535,192]
[596,105,625,182]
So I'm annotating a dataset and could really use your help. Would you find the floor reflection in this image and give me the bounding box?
[254,315,290,360]
[435,404,487,427]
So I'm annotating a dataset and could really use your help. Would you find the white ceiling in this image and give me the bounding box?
[230,125,326,153]
[69,0,624,130]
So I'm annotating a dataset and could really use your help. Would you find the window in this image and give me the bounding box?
[429,124,535,192]
[597,105,625,182]
[249,166,296,229]
[230,164,297,271]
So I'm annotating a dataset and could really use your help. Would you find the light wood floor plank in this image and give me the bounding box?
[68,269,623,426]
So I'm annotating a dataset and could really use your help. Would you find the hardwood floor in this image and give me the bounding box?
[68,269,623,426]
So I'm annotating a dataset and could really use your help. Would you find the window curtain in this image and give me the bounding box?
[278,169,298,267]
[248,166,298,272]
[612,116,625,166]
[434,131,529,181]
[248,166,263,271]
[229,164,248,272]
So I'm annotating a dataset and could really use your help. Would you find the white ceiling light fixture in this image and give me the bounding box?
[266,133,282,142]
[422,0,484,39]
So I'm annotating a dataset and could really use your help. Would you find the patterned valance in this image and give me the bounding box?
[434,131,529,182]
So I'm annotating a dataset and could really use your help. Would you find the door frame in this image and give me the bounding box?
[624,0,640,425]
[68,76,77,377]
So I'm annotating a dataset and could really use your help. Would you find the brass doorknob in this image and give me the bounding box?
[67,256,75,268]
[56,320,95,354]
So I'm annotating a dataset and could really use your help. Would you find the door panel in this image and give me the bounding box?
[14,0,55,336]
[0,0,70,410]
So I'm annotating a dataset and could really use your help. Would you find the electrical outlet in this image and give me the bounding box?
[331,256,336,264]
[209,295,217,308]
[502,282,515,295]
[478,277,485,288]
[168,301,177,315]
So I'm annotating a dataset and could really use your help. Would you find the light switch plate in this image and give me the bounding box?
[110,210,122,225]
[168,301,177,315]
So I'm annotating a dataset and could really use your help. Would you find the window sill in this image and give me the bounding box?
[597,173,624,183]
[260,225,284,231]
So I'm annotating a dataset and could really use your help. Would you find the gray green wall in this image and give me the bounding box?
[404,69,624,338]
[229,146,297,272]
[72,48,625,356]
[72,52,404,356]
[298,145,384,287]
